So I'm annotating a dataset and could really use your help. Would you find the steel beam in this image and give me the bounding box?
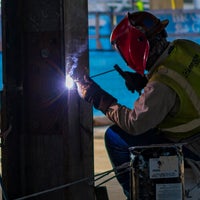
[1,0,94,199]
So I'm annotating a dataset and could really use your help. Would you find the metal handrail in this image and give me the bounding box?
[89,9,200,50]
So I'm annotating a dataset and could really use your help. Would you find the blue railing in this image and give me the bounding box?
[89,9,200,50]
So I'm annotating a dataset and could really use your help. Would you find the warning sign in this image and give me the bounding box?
[156,183,182,200]
[149,156,179,179]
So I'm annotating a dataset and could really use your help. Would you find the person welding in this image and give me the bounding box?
[72,11,200,199]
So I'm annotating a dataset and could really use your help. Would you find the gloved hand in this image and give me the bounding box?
[75,76,117,114]
[123,72,148,94]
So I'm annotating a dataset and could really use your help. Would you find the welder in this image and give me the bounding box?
[72,11,200,199]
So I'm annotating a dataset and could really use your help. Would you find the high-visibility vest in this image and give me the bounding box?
[149,39,200,140]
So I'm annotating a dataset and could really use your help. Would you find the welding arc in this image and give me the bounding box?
[90,68,116,78]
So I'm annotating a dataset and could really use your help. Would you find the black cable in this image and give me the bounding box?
[12,162,130,200]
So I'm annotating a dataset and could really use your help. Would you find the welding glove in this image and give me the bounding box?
[75,76,117,114]
[123,72,148,94]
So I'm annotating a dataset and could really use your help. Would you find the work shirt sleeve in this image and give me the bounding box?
[105,81,178,135]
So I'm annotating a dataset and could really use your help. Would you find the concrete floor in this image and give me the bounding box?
[0,124,199,200]
[0,125,125,200]
[94,126,126,200]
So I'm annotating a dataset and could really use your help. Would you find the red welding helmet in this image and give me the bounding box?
[110,11,169,74]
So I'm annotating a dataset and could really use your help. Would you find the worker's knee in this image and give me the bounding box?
[104,125,129,150]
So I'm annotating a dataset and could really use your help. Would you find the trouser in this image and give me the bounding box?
[104,125,200,200]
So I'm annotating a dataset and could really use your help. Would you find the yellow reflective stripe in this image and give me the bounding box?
[158,67,200,133]
[158,67,200,115]
[162,118,200,133]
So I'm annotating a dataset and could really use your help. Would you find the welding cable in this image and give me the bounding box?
[13,162,131,200]
[13,176,92,200]
[94,162,130,183]
[94,168,116,182]
[95,165,132,188]
[95,162,131,187]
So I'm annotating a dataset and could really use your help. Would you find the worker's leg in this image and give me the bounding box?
[104,124,170,199]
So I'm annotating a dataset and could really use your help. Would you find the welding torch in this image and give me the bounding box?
[90,64,127,79]
[90,68,116,78]
[113,64,129,79]
[114,64,147,94]
[68,64,146,94]
[91,64,145,94]
[66,67,116,89]
[114,64,136,92]
[71,64,122,80]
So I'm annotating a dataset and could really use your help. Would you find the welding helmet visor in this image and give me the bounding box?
[110,12,168,75]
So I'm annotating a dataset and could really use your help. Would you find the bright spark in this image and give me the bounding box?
[65,74,75,89]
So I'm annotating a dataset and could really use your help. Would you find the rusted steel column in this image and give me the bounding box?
[1,0,94,200]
